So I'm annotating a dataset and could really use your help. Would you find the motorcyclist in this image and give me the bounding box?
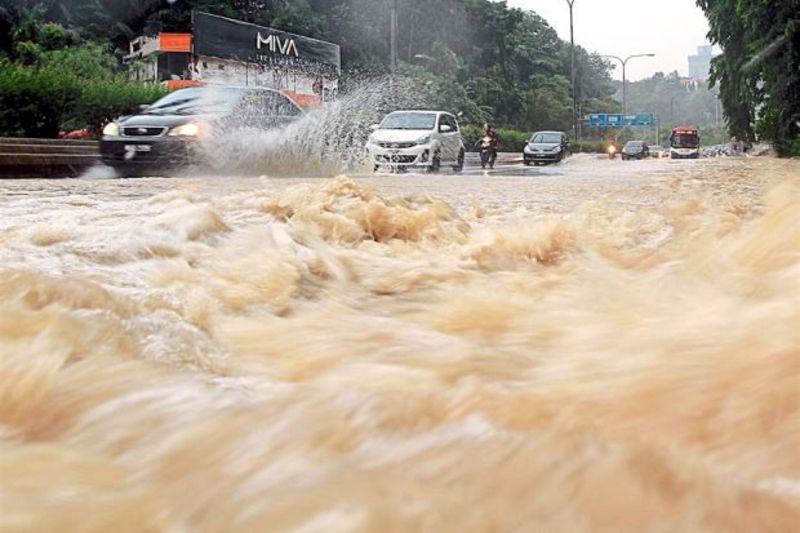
[607,139,620,159]
[476,123,500,168]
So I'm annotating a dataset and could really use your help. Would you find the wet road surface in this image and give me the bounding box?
[1,154,799,531]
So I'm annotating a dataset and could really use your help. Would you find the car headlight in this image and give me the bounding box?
[415,135,432,145]
[102,122,119,136]
[168,122,204,137]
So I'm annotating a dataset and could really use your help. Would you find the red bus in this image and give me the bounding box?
[670,126,700,159]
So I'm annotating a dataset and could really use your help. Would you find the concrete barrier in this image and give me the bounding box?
[0,138,99,178]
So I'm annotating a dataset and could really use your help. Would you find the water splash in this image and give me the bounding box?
[198,76,434,177]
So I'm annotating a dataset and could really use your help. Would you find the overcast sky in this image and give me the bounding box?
[505,0,712,80]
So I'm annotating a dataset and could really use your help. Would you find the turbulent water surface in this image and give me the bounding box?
[1,156,799,531]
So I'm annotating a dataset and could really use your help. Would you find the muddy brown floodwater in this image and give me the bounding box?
[1,155,799,532]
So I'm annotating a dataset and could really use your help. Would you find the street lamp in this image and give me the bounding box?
[600,53,655,115]
[565,0,578,139]
[670,93,681,123]
[390,0,399,76]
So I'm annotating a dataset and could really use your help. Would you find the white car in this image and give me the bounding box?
[366,110,465,172]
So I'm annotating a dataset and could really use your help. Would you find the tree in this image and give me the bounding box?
[696,0,799,155]
[2,0,618,134]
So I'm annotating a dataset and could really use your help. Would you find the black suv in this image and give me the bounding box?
[523,131,570,166]
[100,86,304,176]
[622,140,650,160]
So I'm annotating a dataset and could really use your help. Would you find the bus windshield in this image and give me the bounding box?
[671,132,699,149]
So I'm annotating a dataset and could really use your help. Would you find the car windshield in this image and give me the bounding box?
[625,141,644,148]
[144,88,243,116]
[235,91,303,118]
[380,113,437,130]
[531,133,561,144]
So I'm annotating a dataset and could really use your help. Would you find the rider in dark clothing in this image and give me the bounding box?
[480,123,500,148]
[476,123,500,168]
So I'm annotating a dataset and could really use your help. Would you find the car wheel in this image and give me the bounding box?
[373,164,380,173]
[452,149,464,172]
[523,159,531,166]
[428,151,441,173]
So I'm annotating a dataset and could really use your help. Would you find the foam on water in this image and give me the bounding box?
[1,157,799,531]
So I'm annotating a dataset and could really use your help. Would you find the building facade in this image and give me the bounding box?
[125,11,341,108]
[688,45,714,81]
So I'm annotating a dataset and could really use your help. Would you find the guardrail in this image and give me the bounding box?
[0,138,99,179]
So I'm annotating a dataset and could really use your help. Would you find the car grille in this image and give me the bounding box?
[122,127,167,137]
[377,141,415,149]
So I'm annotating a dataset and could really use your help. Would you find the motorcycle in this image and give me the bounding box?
[479,136,497,169]
[607,143,619,160]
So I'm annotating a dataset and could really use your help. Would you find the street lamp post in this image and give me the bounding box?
[566,0,578,140]
[600,53,655,115]
[670,93,681,123]
[390,0,399,77]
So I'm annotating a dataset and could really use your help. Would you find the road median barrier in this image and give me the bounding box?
[0,138,99,178]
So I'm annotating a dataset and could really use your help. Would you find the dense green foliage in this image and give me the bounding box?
[696,0,799,156]
[616,73,724,129]
[2,0,618,135]
[0,3,166,137]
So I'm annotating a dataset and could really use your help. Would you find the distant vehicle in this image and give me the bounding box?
[669,126,700,159]
[607,142,619,160]
[100,86,304,176]
[650,146,668,159]
[523,131,570,166]
[622,140,650,160]
[59,129,92,140]
[365,111,465,173]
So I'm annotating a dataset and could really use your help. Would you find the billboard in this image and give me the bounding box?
[192,11,340,76]
[191,11,340,106]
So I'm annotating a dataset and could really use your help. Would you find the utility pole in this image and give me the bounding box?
[670,93,681,123]
[390,0,398,77]
[566,0,578,140]
[601,53,655,115]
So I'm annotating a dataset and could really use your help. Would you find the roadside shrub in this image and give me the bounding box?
[0,39,166,138]
[570,140,605,153]
[462,125,531,152]
[461,126,608,153]
[68,80,167,134]
[0,56,166,138]
[0,60,80,137]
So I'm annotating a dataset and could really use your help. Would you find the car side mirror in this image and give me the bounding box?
[440,124,452,133]
[139,104,150,111]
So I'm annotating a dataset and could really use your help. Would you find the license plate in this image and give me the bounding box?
[125,144,151,152]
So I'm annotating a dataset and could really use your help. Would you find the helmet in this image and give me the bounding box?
[484,122,493,130]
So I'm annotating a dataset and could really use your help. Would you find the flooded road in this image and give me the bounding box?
[1,155,799,531]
